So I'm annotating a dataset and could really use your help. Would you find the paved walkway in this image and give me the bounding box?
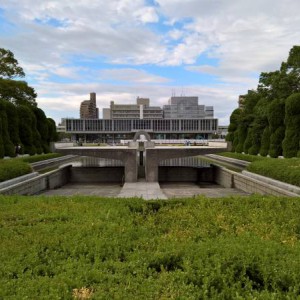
[41,182,248,199]
[118,181,168,200]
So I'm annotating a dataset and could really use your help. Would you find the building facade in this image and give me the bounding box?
[62,94,218,142]
[103,97,163,120]
[163,96,214,119]
[80,92,99,119]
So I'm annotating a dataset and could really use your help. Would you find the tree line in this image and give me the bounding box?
[0,48,57,158]
[227,45,300,158]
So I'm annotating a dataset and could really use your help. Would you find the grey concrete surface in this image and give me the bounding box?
[160,182,249,198]
[118,181,168,200]
[39,182,248,199]
[41,183,122,197]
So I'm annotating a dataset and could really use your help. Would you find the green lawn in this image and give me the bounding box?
[1,195,300,299]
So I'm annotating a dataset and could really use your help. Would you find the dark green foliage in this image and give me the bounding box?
[283,93,300,157]
[268,99,285,132]
[17,106,36,155]
[232,130,239,152]
[33,107,49,153]
[0,100,15,157]
[0,78,37,106]
[1,196,300,299]
[0,48,25,79]
[269,126,285,158]
[0,159,32,182]
[243,127,253,154]
[226,109,241,150]
[235,123,248,153]
[228,46,300,156]
[4,100,19,144]
[0,118,4,158]
[259,126,270,156]
[47,118,58,143]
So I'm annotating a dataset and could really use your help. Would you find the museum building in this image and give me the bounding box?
[61,93,219,142]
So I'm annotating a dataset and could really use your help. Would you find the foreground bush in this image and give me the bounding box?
[1,196,300,299]
[0,159,32,182]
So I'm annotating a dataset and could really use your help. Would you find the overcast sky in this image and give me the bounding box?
[0,0,299,125]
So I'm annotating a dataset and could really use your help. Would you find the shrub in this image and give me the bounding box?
[21,153,62,163]
[247,157,300,186]
[0,159,32,182]
[1,196,300,298]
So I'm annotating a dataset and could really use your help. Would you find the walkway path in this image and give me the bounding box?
[117,180,168,200]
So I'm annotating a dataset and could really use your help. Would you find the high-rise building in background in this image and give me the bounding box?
[103,97,163,119]
[80,92,99,119]
[68,93,218,142]
[163,96,214,119]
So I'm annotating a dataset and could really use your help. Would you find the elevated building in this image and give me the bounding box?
[103,97,163,120]
[64,93,218,142]
[80,92,99,119]
[163,96,214,119]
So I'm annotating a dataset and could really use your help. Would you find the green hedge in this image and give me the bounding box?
[247,157,300,187]
[1,196,300,299]
[218,152,264,162]
[21,153,62,163]
[0,159,32,182]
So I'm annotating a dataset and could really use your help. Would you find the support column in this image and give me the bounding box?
[123,150,138,182]
[145,149,159,182]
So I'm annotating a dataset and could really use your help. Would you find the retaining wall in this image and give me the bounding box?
[159,167,214,182]
[214,166,299,197]
[70,167,124,183]
[0,165,71,195]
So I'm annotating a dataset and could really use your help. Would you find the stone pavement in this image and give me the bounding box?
[117,181,168,200]
[160,182,249,198]
[41,181,248,199]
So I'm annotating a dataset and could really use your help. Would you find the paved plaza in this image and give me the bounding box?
[41,181,248,199]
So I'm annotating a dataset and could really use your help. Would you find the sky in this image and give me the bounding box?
[0,0,299,125]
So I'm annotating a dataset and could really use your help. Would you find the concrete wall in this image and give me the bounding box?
[0,165,71,195]
[70,167,124,183]
[214,166,299,197]
[159,167,214,182]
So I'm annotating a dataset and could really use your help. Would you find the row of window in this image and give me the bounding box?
[65,119,218,132]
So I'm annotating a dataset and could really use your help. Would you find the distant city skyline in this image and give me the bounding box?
[0,0,299,125]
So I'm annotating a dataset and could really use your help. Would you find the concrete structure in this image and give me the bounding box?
[163,96,213,119]
[80,92,99,119]
[60,94,218,142]
[1,160,299,198]
[103,97,163,120]
[64,118,218,142]
[56,136,228,182]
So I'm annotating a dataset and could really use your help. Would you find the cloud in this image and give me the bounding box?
[99,68,170,83]
[1,0,300,127]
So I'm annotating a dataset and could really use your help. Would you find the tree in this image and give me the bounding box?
[17,106,36,155]
[282,93,300,157]
[0,48,37,106]
[0,100,15,156]
[0,48,25,79]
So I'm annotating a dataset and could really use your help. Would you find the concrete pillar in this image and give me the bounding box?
[124,150,138,182]
[145,149,159,182]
